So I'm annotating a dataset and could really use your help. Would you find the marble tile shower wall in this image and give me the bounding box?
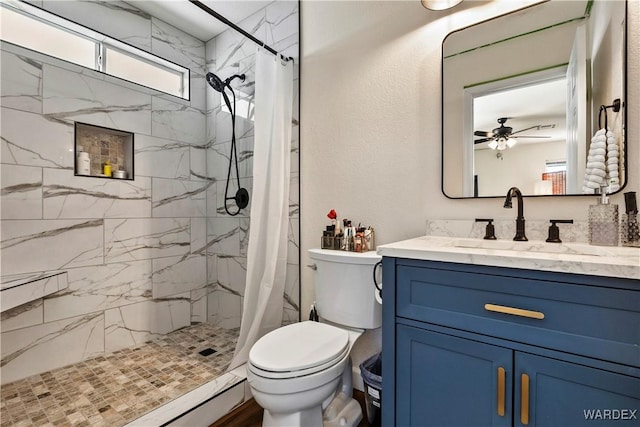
[0,0,211,384]
[205,1,300,329]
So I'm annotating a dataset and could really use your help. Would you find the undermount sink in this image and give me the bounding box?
[377,235,640,280]
[450,237,636,258]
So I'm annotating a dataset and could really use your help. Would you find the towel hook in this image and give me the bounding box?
[598,98,622,129]
[608,98,622,112]
[598,105,608,130]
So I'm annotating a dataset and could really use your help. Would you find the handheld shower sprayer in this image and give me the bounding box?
[206,72,249,215]
[205,73,225,92]
[205,73,245,93]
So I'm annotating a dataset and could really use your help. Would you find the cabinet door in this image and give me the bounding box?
[396,325,512,427]
[515,352,640,427]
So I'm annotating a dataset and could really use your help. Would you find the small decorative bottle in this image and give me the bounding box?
[103,160,112,177]
[334,217,342,236]
[588,188,619,246]
[76,147,90,175]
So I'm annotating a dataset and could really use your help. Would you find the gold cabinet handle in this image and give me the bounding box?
[485,304,545,320]
[521,373,530,425]
[497,367,506,417]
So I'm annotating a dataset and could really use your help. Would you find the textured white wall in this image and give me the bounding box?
[300,0,639,315]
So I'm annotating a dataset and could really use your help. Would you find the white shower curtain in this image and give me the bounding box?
[228,48,294,370]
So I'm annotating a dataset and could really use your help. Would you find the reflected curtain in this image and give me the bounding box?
[228,48,293,370]
[542,171,566,195]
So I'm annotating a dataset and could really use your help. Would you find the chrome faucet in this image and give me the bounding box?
[504,187,528,241]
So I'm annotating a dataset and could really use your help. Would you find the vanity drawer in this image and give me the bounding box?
[396,264,640,367]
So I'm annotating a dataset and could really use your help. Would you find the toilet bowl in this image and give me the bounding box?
[247,321,363,427]
[247,249,382,427]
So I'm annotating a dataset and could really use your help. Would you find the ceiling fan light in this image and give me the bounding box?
[506,137,517,148]
[421,0,463,11]
[496,137,508,150]
[488,140,498,150]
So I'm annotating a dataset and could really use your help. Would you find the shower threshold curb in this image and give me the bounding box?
[126,365,249,426]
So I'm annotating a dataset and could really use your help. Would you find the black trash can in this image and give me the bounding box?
[359,352,382,427]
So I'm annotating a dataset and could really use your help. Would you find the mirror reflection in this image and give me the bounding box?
[442,0,627,198]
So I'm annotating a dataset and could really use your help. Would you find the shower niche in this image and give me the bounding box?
[74,122,134,180]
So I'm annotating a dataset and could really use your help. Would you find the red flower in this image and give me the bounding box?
[327,209,337,220]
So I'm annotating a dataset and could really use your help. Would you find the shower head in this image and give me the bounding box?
[206,72,246,93]
[206,72,225,93]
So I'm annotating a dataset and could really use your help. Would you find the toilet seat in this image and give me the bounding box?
[249,321,349,379]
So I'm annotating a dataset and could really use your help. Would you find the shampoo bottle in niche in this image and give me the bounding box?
[76,147,90,175]
[588,187,619,246]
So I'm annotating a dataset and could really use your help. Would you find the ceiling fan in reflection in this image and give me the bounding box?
[474,117,554,150]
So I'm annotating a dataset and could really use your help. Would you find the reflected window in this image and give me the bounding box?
[542,160,567,195]
[545,160,567,173]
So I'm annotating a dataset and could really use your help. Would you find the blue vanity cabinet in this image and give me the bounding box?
[381,257,640,427]
[515,352,640,426]
[396,324,513,427]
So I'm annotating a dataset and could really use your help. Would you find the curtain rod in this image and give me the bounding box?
[188,0,293,62]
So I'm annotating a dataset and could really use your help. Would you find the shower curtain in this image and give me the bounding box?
[228,48,294,370]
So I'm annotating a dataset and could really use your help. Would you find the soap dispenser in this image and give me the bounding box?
[588,187,619,246]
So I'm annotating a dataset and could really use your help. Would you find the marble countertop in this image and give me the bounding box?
[377,236,640,280]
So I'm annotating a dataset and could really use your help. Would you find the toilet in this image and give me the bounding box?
[247,249,382,427]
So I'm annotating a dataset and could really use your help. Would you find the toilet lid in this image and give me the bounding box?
[249,321,349,373]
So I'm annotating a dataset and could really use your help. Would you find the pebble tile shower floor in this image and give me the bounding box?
[0,324,239,427]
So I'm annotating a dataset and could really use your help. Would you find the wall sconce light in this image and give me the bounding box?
[421,0,463,11]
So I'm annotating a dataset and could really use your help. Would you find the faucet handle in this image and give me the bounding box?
[546,219,574,243]
[476,218,497,240]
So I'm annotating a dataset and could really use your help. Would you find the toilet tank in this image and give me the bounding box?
[308,249,382,329]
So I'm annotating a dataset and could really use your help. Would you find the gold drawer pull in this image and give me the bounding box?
[521,373,530,425]
[485,304,544,320]
[497,367,506,416]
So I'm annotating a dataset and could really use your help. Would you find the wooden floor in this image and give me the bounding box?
[211,389,373,427]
